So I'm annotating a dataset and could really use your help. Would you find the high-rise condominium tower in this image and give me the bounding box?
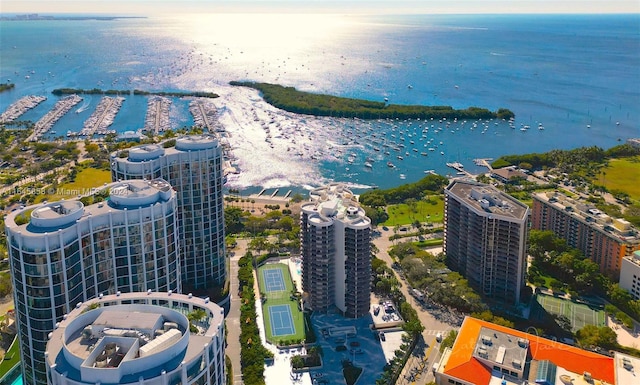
[444,180,529,305]
[300,183,372,318]
[5,179,180,385]
[111,135,226,294]
[46,292,226,385]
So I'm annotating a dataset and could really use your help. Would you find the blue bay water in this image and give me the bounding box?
[0,13,638,191]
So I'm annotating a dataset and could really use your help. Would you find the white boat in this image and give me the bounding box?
[387,162,395,168]
[364,162,373,168]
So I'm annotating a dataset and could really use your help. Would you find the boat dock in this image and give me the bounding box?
[189,99,222,132]
[474,158,494,172]
[0,95,47,124]
[446,161,474,178]
[242,188,293,204]
[80,96,124,136]
[29,95,82,141]
[143,96,171,135]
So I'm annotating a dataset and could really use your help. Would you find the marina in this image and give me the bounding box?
[79,96,124,136]
[0,85,551,192]
[189,98,222,132]
[0,95,47,124]
[143,96,171,134]
[29,95,82,141]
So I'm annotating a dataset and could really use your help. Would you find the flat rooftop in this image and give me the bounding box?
[46,292,225,384]
[5,179,175,234]
[474,326,528,370]
[533,191,640,244]
[446,180,529,221]
[614,352,640,385]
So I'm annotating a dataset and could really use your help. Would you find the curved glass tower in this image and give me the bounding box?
[111,136,226,294]
[46,292,226,385]
[5,179,180,385]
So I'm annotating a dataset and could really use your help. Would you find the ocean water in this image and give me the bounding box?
[0,13,638,192]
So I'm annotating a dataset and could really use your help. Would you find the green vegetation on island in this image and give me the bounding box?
[230,81,515,120]
[132,89,219,98]
[0,83,15,93]
[51,88,218,98]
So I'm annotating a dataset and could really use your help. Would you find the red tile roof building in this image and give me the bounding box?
[434,317,617,385]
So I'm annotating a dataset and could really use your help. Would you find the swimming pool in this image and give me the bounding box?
[10,374,22,385]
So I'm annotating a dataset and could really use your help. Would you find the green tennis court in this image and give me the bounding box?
[257,263,305,344]
[534,293,605,332]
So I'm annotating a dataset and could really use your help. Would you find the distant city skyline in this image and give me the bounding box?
[1,0,639,15]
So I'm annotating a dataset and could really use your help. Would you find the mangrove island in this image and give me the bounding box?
[230,81,515,120]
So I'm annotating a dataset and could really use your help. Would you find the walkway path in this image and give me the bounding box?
[226,238,250,385]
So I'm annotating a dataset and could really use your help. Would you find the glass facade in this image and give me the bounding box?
[6,180,179,385]
[110,136,226,293]
[45,292,226,385]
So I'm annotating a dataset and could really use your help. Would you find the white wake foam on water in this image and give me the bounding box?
[211,85,341,190]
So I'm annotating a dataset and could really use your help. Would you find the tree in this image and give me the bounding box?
[405,198,418,220]
[249,237,269,256]
[245,216,268,235]
[575,325,617,350]
[440,330,458,353]
[225,206,246,234]
[275,216,295,231]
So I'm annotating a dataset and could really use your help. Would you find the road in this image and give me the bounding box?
[372,226,460,384]
[226,238,250,385]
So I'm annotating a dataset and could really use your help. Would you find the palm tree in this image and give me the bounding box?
[187,308,207,333]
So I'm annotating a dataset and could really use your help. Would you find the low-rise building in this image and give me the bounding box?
[434,316,617,385]
[45,291,226,385]
[490,166,528,183]
[626,138,640,149]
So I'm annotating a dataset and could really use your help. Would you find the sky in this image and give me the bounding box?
[1,0,639,15]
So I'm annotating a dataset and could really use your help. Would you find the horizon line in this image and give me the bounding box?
[2,11,639,16]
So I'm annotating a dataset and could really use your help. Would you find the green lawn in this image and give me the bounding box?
[257,263,305,345]
[384,197,444,226]
[414,238,443,248]
[0,336,20,378]
[35,167,112,203]
[594,157,640,201]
